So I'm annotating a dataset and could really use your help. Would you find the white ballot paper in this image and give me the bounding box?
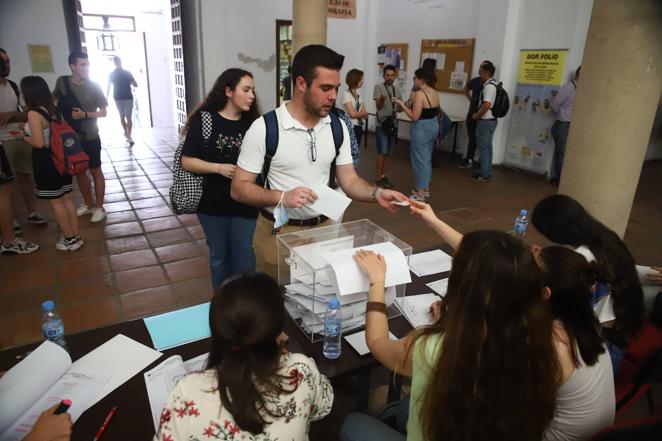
[395,293,441,328]
[345,330,398,356]
[308,184,352,221]
[426,278,449,297]
[71,334,163,407]
[408,249,453,277]
[144,353,209,431]
[0,341,110,440]
[290,236,354,285]
[322,242,411,296]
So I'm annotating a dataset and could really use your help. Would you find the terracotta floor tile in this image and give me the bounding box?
[126,189,160,200]
[58,298,121,335]
[115,265,168,293]
[105,210,138,225]
[1,266,57,293]
[58,240,107,261]
[164,256,210,283]
[106,236,150,254]
[103,201,134,213]
[4,247,58,271]
[131,197,166,210]
[172,276,213,307]
[0,311,43,349]
[109,249,158,272]
[78,227,105,242]
[142,216,182,233]
[123,182,155,191]
[135,206,174,220]
[186,225,205,240]
[0,284,57,316]
[59,274,113,304]
[147,228,192,247]
[104,221,143,238]
[178,214,200,227]
[154,242,203,263]
[119,285,179,320]
[60,256,110,280]
[104,192,128,203]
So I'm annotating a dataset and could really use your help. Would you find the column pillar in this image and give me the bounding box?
[292,0,327,55]
[559,0,662,236]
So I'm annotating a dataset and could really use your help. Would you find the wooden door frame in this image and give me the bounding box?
[276,19,292,107]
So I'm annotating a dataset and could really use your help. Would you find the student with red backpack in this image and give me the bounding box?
[20,76,83,251]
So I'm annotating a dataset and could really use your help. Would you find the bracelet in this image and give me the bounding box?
[370,185,381,202]
[366,301,388,315]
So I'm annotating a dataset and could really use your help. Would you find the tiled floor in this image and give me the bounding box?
[1,125,661,350]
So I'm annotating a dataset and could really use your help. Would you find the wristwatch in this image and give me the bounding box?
[371,185,380,202]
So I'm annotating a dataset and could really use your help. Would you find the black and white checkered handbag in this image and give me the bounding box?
[169,111,212,214]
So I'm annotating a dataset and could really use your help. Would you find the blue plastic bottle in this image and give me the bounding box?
[323,298,342,359]
[41,300,67,349]
[514,209,529,239]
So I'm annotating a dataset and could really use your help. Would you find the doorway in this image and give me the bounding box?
[276,20,293,107]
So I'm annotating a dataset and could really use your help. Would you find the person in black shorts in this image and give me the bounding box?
[107,56,137,145]
[21,76,83,251]
[53,51,108,223]
[0,142,39,255]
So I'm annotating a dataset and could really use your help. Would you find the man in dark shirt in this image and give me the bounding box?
[107,56,137,145]
[458,60,488,168]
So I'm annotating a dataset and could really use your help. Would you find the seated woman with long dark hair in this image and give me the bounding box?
[156,273,333,441]
[540,246,615,440]
[532,194,658,372]
[342,201,558,441]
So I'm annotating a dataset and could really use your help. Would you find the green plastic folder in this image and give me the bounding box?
[143,302,211,351]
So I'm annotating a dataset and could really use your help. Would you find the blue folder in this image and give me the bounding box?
[143,302,211,351]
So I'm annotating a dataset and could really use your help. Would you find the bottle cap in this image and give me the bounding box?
[328,297,340,309]
[519,209,528,216]
[42,300,55,312]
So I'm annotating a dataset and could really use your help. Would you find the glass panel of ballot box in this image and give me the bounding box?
[277,219,413,343]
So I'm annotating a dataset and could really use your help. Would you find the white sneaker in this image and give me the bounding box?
[1,237,39,255]
[90,207,107,223]
[77,204,94,217]
[56,236,84,251]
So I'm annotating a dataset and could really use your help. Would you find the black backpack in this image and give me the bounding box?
[56,76,85,135]
[485,80,510,118]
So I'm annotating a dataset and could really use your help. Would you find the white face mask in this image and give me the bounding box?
[271,191,289,234]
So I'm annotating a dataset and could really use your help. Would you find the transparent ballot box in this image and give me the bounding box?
[277,219,413,342]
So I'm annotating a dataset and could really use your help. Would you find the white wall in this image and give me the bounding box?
[0,0,70,87]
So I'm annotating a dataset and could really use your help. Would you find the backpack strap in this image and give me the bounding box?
[33,108,52,122]
[261,110,279,189]
[327,111,344,188]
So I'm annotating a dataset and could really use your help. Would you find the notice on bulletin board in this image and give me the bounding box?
[505,49,568,175]
[27,45,54,73]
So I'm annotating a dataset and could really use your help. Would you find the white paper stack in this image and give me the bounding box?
[283,238,410,335]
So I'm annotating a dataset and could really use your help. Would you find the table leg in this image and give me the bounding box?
[354,370,371,412]
[452,121,459,158]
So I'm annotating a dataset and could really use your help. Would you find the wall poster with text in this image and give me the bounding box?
[504,49,567,175]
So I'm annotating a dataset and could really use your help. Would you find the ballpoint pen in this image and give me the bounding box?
[93,406,117,441]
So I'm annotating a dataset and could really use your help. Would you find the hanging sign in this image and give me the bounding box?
[328,0,356,18]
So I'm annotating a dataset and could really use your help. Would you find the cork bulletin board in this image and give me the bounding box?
[420,39,474,94]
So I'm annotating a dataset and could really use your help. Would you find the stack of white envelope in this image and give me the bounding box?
[283,239,411,336]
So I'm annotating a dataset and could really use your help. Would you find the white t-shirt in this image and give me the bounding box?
[0,81,19,113]
[237,102,353,219]
[342,90,362,126]
[480,80,497,120]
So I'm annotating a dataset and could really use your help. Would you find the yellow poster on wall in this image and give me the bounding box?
[517,49,567,85]
[27,45,54,73]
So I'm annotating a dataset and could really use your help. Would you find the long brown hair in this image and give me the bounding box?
[532,194,645,336]
[541,246,605,367]
[185,68,260,132]
[208,273,291,434]
[420,230,558,441]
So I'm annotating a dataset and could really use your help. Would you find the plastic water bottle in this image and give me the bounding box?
[323,298,342,359]
[514,209,529,239]
[41,300,67,349]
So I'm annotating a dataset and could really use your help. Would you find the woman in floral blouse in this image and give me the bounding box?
[155,273,334,441]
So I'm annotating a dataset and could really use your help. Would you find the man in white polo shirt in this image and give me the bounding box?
[471,60,498,181]
[232,45,406,273]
